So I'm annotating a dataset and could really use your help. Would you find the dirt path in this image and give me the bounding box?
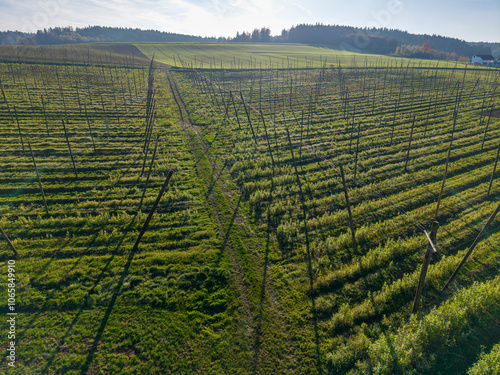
[164,67,302,374]
[164,65,255,345]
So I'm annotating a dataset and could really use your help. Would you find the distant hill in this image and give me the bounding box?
[277,24,492,60]
[0,26,219,45]
[471,42,500,58]
[0,25,494,62]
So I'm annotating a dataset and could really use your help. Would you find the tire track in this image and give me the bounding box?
[164,67,302,374]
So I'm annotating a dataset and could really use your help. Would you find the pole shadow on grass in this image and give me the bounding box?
[206,159,228,198]
[252,181,274,375]
[92,152,143,212]
[39,212,139,374]
[1,231,99,361]
[193,130,217,167]
[80,239,138,374]
[215,194,242,267]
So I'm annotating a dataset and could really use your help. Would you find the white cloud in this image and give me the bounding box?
[0,0,318,36]
[1,0,497,41]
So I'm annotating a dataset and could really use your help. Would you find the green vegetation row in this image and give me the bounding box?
[136,43,473,69]
[0,60,253,374]
[170,62,500,374]
[1,45,499,374]
[0,44,151,66]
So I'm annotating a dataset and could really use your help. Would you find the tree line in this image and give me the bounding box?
[0,24,493,61]
[0,26,220,45]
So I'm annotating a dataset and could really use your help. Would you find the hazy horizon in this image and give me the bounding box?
[0,0,499,44]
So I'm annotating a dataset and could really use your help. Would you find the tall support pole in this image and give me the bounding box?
[0,226,19,258]
[404,115,416,173]
[441,202,500,293]
[412,221,439,313]
[62,119,78,178]
[28,140,49,215]
[133,167,175,250]
[340,165,358,255]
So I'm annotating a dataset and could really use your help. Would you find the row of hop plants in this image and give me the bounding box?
[174,65,500,373]
[315,197,498,316]
[367,276,500,374]
[226,107,497,198]
[467,342,500,375]
[265,150,495,259]
[244,125,494,234]
[320,209,500,337]
[322,257,500,374]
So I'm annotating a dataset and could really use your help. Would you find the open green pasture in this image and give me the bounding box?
[0,61,255,374]
[171,63,500,373]
[135,42,470,69]
[0,44,151,66]
[0,44,499,374]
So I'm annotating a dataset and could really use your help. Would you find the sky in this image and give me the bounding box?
[0,0,499,43]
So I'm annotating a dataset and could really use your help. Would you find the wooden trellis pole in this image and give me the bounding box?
[240,92,258,147]
[0,226,19,258]
[13,105,25,154]
[441,202,500,293]
[84,102,96,152]
[481,100,495,150]
[435,104,458,218]
[27,140,49,215]
[41,96,50,136]
[100,94,110,137]
[340,165,358,255]
[404,115,416,173]
[487,140,500,196]
[412,221,439,313]
[61,119,78,178]
[353,122,361,185]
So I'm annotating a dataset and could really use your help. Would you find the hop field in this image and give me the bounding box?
[0,43,499,374]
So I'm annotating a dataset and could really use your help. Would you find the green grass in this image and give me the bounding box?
[0,61,252,374]
[135,42,470,69]
[0,43,151,66]
[0,43,499,374]
[168,63,500,373]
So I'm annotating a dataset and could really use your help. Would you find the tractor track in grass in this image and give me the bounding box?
[164,67,302,374]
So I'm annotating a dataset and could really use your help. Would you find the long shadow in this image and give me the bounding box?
[1,231,100,363]
[381,329,403,374]
[39,211,139,374]
[114,174,143,210]
[252,180,274,375]
[92,152,143,212]
[80,239,138,374]
[206,159,228,197]
[215,194,242,267]
[193,131,218,166]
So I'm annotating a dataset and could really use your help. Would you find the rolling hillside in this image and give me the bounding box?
[0,43,499,374]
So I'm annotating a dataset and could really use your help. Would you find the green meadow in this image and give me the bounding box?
[135,42,469,69]
[0,42,499,374]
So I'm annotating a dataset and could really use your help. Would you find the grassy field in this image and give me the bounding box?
[0,44,499,374]
[135,42,470,69]
[0,59,254,374]
[171,61,500,374]
[0,44,151,66]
